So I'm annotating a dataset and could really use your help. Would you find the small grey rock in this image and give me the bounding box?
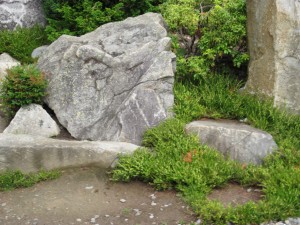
[31,45,49,59]
[0,53,20,81]
[4,104,60,138]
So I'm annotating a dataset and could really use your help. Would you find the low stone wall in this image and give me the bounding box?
[0,134,139,173]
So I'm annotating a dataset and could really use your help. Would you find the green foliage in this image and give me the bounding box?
[0,26,49,64]
[174,75,300,151]
[113,118,236,192]
[0,65,48,118]
[0,170,61,191]
[161,0,204,34]
[43,0,123,41]
[161,0,248,78]
[42,0,164,41]
[113,71,300,224]
[114,0,165,17]
[200,0,248,68]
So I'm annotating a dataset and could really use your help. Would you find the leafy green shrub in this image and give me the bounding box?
[161,0,248,79]
[199,0,248,68]
[0,65,48,118]
[42,0,164,41]
[0,26,49,64]
[109,0,165,18]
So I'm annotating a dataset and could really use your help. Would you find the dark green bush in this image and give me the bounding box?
[42,0,164,41]
[0,26,49,64]
[161,0,248,80]
[0,65,48,118]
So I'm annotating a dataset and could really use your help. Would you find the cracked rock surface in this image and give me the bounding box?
[0,0,45,29]
[38,13,176,144]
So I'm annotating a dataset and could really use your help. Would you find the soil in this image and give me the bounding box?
[0,167,197,225]
[0,108,263,224]
[0,167,263,225]
[208,183,262,207]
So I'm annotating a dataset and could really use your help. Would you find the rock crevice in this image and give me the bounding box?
[38,13,175,144]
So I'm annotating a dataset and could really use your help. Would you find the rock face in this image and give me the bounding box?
[0,53,20,81]
[245,0,300,113]
[0,0,45,30]
[185,120,278,165]
[38,13,176,144]
[31,45,48,59]
[0,133,139,173]
[4,104,60,137]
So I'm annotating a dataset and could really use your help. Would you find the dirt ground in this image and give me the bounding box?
[0,167,262,225]
[0,108,262,225]
[0,167,198,225]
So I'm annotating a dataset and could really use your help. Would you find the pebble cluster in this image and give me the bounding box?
[261,218,300,225]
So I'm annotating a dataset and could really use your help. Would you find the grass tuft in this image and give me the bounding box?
[0,170,61,191]
[0,26,49,64]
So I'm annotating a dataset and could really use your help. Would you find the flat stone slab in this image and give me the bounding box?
[185,120,278,165]
[0,134,139,173]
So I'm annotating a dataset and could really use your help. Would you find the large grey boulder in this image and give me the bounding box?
[0,0,45,30]
[185,120,278,165]
[245,0,300,114]
[4,104,60,137]
[0,133,139,173]
[0,53,20,81]
[38,13,176,145]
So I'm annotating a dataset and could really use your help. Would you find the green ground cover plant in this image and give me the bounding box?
[0,64,48,118]
[1,0,299,223]
[112,74,300,224]
[0,170,61,191]
[0,26,49,64]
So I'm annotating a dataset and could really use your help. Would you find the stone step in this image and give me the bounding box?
[0,134,139,173]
